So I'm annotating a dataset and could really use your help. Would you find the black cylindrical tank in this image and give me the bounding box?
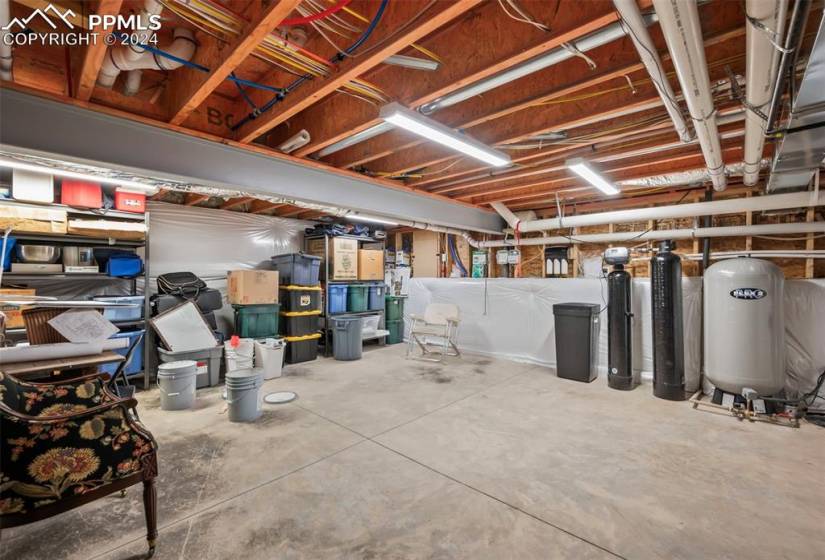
[650,240,685,400]
[608,265,633,390]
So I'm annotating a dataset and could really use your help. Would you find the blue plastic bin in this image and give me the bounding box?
[1,236,16,271]
[99,329,145,378]
[367,284,386,311]
[328,284,348,314]
[93,295,144,322]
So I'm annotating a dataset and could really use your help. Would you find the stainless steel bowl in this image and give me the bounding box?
[15,245,62,264]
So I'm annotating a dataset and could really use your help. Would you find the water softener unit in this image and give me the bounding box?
[650,240,685,400]
[605,247,634,390]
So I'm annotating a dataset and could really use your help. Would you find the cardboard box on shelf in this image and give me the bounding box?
[227,270,279,304]
[306,237,359,280]
[0,205,67,234]
[0,288,36,329]
[358,249,384,280]
[331,238,358,280]
[67,218,146,240]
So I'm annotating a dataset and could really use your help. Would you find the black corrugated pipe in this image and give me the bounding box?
[702,188,713,272]
[765,0,811,133]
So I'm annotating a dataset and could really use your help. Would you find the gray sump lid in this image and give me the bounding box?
[264,391,297,404]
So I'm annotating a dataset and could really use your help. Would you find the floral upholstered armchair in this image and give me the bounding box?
[0,371,159,556]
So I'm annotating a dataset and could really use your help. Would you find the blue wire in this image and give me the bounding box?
[448,235,468,277]
[230,0,389,133]
[113,33,283,95]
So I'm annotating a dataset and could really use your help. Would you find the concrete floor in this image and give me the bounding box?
[2,345,823,560]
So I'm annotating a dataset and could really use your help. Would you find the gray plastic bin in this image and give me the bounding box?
[157,345,223,388]
[552,303,601,383]
[332,316,363,361]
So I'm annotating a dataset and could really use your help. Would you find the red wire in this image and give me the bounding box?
[279,0,353,26]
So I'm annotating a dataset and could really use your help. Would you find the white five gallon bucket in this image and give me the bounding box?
[225,368,264,422]
[225,338,254,372]
[254,338,285,380]
[157,360,197,411]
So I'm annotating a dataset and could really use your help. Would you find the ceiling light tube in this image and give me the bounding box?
[0,157,159,194]
[384,55,440,71]
[566,158,619,195]
[314,122,394,159]
[379,103,511,168]
[346,212,399,225]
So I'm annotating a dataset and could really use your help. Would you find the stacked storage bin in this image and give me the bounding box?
[385,295,406,344]
[271,252,322,364]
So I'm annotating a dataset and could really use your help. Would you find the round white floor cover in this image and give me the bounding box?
[264,391,297,404]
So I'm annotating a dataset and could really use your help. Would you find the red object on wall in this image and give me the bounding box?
[115,190,146,213]
[61,180,102,208]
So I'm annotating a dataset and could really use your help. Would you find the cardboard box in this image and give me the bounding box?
[331,238,358,280]
[68,218,146,240]
[227,270,279,305]
[0,205,67,234]
[0,288,36,329]
[358,249,384,280]
[305,237,359,280]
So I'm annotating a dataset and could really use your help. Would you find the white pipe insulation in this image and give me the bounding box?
[0,0,12,81]
[98,27,196,91]
[613,0,692,142]
[492,190,825,232]
[472,221,825,248]
[743,0,788,186]
[652,0,727,190]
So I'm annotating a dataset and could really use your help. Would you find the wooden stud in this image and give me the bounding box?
[167,0,304,126]
[150,189,169,201]
[806,207,815,279]
[184,193,210,206]
[745,190,753,252]
[75,0,123,101]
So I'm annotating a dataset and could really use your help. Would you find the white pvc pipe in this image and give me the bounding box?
[98,28,196,89]
[492,190,825,232]
[653,0,727,190]
[613,0,691,142]
[743,0,788,185]
[473,221,825,248]
[0,0,12,81]
[680,250,825,260]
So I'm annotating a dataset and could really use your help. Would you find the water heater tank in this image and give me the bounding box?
[704,258,785,395]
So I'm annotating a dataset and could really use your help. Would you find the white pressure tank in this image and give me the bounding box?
[704,257,785,395]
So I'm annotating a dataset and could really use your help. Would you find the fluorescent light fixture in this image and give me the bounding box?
[384,54,440,71]
[379,103,511,168]
[346,212,399,226]
[0,157,159,194]
[314,122,393,158]
[566,157,619,195]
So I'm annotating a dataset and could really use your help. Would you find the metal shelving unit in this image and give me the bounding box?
[2,202,150,388]
[305,233,386,356]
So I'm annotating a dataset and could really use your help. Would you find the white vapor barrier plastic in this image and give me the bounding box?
[407,278,703,391]
[148,202,311,332]
[408,278,825,400]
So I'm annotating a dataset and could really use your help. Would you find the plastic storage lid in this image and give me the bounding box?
[552,303,602,316]
[225,368,262,381]
[281,285,322,291]
[271,253,322,261]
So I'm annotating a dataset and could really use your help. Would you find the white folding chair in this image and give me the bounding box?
[406,303,461,363]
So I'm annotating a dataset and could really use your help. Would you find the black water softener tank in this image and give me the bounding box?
[607,263,634,390]
[650,240,685,400]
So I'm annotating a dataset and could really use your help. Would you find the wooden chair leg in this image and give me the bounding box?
[143,478,157,558]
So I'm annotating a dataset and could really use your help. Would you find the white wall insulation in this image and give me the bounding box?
[407,277,825,402]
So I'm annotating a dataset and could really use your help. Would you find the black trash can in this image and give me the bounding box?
[553,303,602,383]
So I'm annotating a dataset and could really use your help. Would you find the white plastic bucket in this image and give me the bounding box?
[157,360,197,411]
[225,338,254,372]
[225,368,264,422]
[254,338,285,380]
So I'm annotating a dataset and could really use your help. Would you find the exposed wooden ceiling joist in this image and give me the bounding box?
[233,0,484,144]
[167,0,304,126]
[270,0,651,160]
[184,193,210,205]
[75,0,124,101]
[220,196,255,210]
